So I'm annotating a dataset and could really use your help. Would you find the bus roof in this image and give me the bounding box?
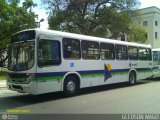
[18,28,151,48]
[152,48,160,51]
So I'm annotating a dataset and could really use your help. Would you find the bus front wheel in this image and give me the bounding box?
[129,72,136,85]
[63,76,79,96]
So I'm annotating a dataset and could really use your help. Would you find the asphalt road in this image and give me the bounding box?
[1,79,160,114]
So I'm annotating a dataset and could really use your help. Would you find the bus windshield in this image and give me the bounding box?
[8,41,35,71]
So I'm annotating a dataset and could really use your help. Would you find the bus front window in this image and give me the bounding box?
[8,41,35,71]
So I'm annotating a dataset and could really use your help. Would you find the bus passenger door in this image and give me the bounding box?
[36,35,62,94]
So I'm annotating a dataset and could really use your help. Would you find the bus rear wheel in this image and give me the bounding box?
[63,76,79,97]
[129,72,136,85]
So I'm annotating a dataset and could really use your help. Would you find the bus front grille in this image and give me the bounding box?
[8,73,27,84]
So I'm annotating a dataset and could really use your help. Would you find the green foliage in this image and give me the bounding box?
[23,0,37,12]
[0,71,6,80]
[127,24,147,43]
[0,0,37,67]
[43,0,140,38]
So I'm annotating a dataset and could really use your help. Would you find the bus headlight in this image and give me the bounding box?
[26,73,35,83]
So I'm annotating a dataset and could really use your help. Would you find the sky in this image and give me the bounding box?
[31,0,48,29]
[140,0,160,8]
[32,0,160,29]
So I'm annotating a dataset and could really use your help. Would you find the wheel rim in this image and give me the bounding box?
[66,81,76,93]
[130,74,135,84]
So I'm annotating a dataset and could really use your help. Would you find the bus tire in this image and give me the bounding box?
[129,72,136,85]
[63,76,79,97]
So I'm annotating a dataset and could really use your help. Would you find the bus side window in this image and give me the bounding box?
[38,39,61,66]
[115,45,128,60]
[138,48,147,60]
[146,48,152,60]
[128,46,138,60]
[63,38,80,59]
[100,43,115,60]
[81,40,99,60]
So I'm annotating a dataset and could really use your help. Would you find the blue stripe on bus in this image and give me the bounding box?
[35,69,131,78]
[8,67,151,78]
[36,72,67,78]
[77,70,104,74]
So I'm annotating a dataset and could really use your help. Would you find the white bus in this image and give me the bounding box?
[7,29,153,96]
[152,48,160,78]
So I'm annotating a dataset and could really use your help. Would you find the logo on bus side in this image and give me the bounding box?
[104,64,112,82]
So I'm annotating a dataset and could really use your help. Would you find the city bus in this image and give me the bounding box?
[7,29,153,96]
[152,48,160,78]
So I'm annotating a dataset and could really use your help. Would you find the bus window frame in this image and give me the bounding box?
[38,39,61,67]
[138,47,147,61]
[115,44,128,60]
[62,38,81,60]
[128,46,138,61]
[146,48,152,61]
[81,40,100,60]
[100,42,115,60]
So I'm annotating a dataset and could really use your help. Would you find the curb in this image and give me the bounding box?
[0,87,7,89]
[0,87,7,90]
[0,80,7,88]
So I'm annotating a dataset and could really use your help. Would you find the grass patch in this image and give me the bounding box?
[0,71,7,80]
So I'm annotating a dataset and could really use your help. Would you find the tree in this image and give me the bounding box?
[127,24,147,43]
[23,0,37,12]
[0,0,37,67]
[9,0,20,7]
[42,0,140,38]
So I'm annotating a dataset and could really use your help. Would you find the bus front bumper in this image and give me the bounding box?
[7,81,37,95]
